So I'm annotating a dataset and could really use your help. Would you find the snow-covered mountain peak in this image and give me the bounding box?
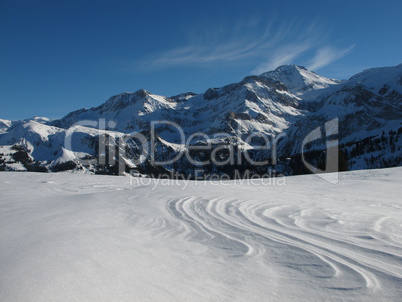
[101,89,148,110]
[30,116,52,123]
[0,119,12,135]
[0,119,12,129]
[259,65,341,98]
[84,88,176,117]
[348,64,402,95]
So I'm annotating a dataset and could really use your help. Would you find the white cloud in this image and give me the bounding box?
[137,19,355,74]
[251,42,312,74]
[307,45,355,71]
[140,20,305,70]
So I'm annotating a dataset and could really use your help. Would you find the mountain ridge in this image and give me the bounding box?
[1,64,401,177]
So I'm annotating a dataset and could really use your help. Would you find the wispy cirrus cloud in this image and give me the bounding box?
[136,18,354,74]
[140,19,296,69]
[307,45,355,71]
[251,42,312,74]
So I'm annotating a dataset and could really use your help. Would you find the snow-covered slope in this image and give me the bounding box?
[348,64,402,95]
[0,168,401,301]
[0,64,401,176]
[0,119,12,134]
[0,119,125,172]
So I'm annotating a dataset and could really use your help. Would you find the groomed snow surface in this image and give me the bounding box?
[0,168,401,301]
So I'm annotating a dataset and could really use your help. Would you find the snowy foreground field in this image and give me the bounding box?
[0,169,401,301]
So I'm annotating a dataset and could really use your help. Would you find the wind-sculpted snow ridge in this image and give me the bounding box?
[166,196,402,292]
[0,167,401,301]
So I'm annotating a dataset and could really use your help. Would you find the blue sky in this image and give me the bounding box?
[1,0,402,120]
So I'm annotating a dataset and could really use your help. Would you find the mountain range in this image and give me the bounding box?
[1,64,401,177]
